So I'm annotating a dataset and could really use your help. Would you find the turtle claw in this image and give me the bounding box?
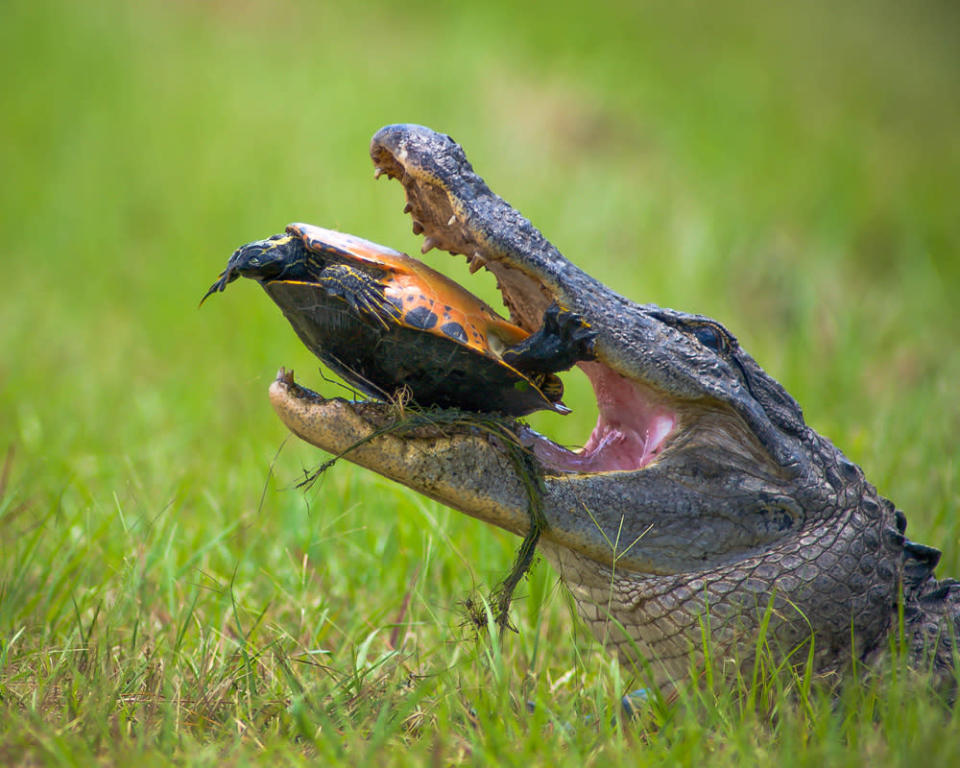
[502,303,597,374]
[199,267,236,306]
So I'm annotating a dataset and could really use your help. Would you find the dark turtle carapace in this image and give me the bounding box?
[203,223,595,416]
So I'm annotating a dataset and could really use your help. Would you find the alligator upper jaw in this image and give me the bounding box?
[370,125,559,332]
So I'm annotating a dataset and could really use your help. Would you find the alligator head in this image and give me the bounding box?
[269,125,957,691]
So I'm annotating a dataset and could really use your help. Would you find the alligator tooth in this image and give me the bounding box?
[412,221,424,235]
[403,202,413,214]
[447,215,457,227]
[469,251,486,274]
[421,237,438,254]
[374,167,384,180]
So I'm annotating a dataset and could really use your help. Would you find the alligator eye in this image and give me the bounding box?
[692,324,725,352]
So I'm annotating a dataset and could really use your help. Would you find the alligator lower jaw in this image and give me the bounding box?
[269,361,678,477]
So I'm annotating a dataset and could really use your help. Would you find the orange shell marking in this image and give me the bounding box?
[288,222,528,358]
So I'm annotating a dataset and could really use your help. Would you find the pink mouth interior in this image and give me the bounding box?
[522,361,677,473]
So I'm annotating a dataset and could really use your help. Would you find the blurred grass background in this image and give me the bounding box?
[1,0,958,764]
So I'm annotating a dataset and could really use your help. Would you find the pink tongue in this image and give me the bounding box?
[530,412,675,472]
[526,363,677,473]
[582,412,676,469]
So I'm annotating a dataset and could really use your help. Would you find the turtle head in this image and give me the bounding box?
[201,233,304,304]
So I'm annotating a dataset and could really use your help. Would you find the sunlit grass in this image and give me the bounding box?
[1,0,958,763]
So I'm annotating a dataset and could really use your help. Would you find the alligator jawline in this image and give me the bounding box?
[431,244,680,474]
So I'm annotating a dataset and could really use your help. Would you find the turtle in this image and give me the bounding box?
[203,222,596,416]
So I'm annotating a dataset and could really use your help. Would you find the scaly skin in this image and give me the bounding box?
[267,125,959,692]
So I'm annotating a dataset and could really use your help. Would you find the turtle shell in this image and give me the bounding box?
[249,223,567,416]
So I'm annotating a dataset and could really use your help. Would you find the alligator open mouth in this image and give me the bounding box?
[368,129,679,476]
[521,362,677,473]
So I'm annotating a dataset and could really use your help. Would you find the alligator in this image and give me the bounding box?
[266,124,959,692]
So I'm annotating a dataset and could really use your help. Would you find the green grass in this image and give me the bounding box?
[1,0,959,764]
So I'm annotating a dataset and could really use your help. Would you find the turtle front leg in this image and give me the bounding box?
[502,303,597,374]
[317,264,402,331]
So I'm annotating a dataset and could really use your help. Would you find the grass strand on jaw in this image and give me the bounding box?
[296,394,546,635]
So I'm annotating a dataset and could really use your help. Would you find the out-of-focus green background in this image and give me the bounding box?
[1,0,958,763]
